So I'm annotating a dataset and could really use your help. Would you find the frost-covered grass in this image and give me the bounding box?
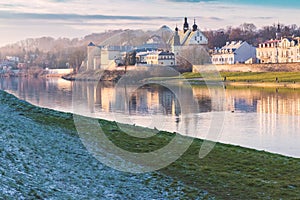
[0,91,208,199]
[1,90,300,199]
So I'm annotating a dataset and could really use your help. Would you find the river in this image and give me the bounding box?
[1,77,300,158]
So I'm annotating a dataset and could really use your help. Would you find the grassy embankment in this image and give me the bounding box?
[183,71,300,82]
[2,91,300,199]
[183,72,300,88]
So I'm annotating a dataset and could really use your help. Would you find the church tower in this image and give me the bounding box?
[183,17,189,33]
[87,42,96,70]
[172,25,181,55]
[174,26,180,46]
[276,23,282,40]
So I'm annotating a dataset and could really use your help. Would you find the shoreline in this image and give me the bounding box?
[224,81,300,89]
[61,70,300,90]
[1,90,300,199]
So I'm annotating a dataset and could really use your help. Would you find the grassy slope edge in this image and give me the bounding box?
[1,90,299,199]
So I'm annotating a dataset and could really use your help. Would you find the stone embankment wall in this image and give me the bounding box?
[44,68,74,77]
[193,63,300,72]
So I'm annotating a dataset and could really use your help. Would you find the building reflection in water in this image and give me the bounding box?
[1,77,300,119]
[0,77,73,112]
[2,77,300,156]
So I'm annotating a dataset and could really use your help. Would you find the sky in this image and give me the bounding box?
[0,0,299,46]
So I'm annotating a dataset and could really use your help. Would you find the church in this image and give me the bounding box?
[171,17,208,56]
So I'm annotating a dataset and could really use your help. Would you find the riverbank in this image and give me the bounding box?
[63,69,300,90]
[183,71,300,89]
[1,68,73,78]
[1,90,299,199]
[62,69,125,81]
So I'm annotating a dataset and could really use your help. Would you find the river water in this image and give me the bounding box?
[1,77,300,158]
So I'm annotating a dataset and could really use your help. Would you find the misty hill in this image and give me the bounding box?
[0,26,174,69]
[0,26,174,56]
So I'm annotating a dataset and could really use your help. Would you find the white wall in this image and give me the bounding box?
[100,49,120,69]
[212,54,234,65]
[157,59,175,66]
[187,30,208,45]
[234,42,256,63]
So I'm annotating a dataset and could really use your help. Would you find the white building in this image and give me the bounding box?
[146,51,176,66]
[136,52,150,64]
[6,56,19,62]
[257,37,300,63]
[100,46,123,69]
[86,42,133,70]
[256,24,300,64]
[212,41,256,65]
[171,18,208,56]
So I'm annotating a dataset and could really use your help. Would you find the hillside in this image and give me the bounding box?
[0,26,174,70]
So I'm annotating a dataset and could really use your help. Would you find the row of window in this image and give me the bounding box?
[258,48,300,58]
[194,36,203,41]
[160,62,174,65]
[147,55,175,60]
[158,56,175,60]
[147,56,158,60]
[212,57,234,62]
[259,42,298,48]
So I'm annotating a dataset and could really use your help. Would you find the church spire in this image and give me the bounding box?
[192,18,198,31]
[183,17,189,33]
[276,22,281,40]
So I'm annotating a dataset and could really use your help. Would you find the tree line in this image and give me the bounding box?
[1,23,300,70]
[203,23,300,49]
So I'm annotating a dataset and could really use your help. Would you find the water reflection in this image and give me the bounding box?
[1,77,300,157]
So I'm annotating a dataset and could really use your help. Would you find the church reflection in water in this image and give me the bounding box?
[1,77,300,118]
[2,77,300,157]
[74,81,185,117]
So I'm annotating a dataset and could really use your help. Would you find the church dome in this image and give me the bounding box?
[192,19,198,31]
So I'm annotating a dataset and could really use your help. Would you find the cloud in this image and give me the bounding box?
[0,11,182,21]
[208,17,223,21]
[253,16,274,20]
[0,0,299,46]
[167,0,214,2]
